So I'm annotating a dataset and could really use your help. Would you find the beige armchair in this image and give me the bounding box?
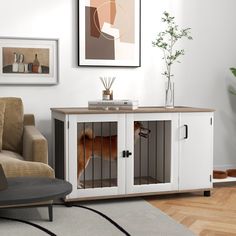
[0,97,54,178]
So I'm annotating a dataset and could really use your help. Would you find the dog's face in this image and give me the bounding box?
[134,121,142,130]
[134,121,151,140]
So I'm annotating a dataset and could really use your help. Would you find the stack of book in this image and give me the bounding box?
[88,100,139,110]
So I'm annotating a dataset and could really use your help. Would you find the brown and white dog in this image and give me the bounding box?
[77,121,150,187]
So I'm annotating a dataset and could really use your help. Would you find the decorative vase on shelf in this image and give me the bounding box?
[152,12,192,109]
[165,79,174,108]
[12,52,19,72]
[32,54,40,73]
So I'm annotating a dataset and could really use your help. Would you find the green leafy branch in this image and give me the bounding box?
[152,12,193,89]
[229,68,236,95]
[230,68,236,77]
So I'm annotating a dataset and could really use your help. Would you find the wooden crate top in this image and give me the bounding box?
[51,106,215,115]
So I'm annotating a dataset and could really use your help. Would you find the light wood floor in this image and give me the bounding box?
[145,184,236,235]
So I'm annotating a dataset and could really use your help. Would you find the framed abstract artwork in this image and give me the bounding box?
[79,0,141,67]
[0,37,59,85]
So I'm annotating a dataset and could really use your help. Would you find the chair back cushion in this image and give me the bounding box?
[0,102,5,151]
[0,98,24,153]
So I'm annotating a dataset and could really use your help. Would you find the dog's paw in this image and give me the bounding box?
[77,182,84,189]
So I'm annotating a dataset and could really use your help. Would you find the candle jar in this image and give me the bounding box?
[102,90,113,100]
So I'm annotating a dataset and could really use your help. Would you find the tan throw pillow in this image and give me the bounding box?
[0,102,5,151]
[0,97,24,154]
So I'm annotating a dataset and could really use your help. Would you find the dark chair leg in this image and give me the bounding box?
[48,205,53,222]
[204,190,211,197]
[65,202,73,207]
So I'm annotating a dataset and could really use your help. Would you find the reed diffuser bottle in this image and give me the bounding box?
[100,76,116,100]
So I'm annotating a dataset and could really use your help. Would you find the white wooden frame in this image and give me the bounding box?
[68,114,126,199]
[0,37,59,85]
[125,113,179,194]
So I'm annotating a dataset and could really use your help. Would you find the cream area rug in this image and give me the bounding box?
[0,199,195,236]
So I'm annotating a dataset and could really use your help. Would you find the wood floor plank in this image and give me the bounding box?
[200,229,236,236]
[144,184,236,235]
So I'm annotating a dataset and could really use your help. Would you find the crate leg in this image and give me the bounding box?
[204,190,211,197]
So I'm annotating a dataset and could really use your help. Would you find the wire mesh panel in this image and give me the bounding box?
[77,122,118,189]
[134,120,171,185]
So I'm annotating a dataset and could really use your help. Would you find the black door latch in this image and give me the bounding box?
[122,150,132,158]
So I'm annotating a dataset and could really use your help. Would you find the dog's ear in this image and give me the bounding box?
[134,121,143,129]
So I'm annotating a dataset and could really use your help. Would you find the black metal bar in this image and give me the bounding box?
[101,122,103,187]
[155,121,158,183]
[147,121,150,184]
[139,122,142,185]
[92,122,94,188]
[83,123,86,189]
[163,121,166,183]
[109,122,112,187]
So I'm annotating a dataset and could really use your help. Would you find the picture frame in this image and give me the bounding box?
[79,0,141,67]
[0,37,59,85]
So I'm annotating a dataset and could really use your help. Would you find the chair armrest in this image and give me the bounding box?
[24,114,35,126]
[23,126,48,164]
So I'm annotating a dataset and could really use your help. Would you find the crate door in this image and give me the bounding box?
[126,113,179,194]
[68,114,126,199]
[179,112,213,190]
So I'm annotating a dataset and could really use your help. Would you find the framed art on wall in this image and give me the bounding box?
[79,0,141,67]
[0,37,59,85]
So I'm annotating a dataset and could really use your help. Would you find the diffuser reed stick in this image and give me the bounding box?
[100,77,116,90]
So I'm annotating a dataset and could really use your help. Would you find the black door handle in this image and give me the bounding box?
[184,124,188,139]
[122,150,132,158]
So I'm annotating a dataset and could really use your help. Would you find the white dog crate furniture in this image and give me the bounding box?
[51,107,214,201]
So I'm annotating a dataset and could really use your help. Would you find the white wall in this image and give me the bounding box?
[0,0,236,168]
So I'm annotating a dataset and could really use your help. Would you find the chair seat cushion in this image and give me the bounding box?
[0,150,54,178]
